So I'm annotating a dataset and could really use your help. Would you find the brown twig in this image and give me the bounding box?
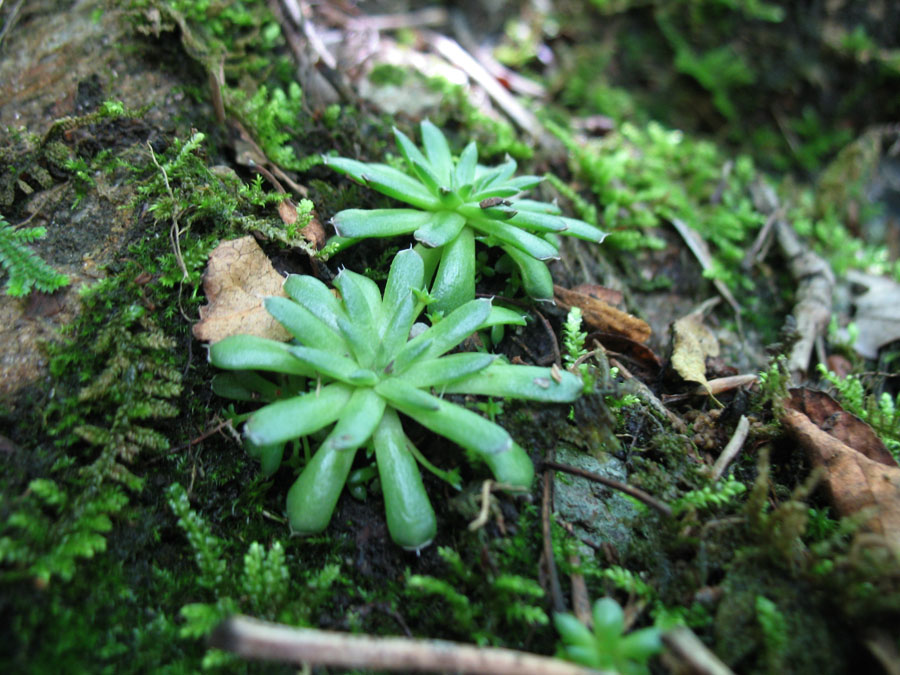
[542,468,566,614]
[710,415,751,482]
[542,460,673,518]
[210,615,612,675]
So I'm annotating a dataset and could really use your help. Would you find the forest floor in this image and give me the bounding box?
[2,1,900,674]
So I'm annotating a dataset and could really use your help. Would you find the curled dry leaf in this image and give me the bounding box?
[670,310,719,394]
[192,236,291,344]
[783,388,900,553]
[554,284,651,344]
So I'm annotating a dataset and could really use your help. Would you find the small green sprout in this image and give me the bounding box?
[209,249,583,550]
[324,120,606,314]
[554,597,663,674]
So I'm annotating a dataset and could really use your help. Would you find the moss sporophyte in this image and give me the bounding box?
[209,249,583,550]
[323,120,607,314]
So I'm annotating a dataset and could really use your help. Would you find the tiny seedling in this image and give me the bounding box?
[209,249,583,550]
[555,597,662,674]
[324,120,606,314]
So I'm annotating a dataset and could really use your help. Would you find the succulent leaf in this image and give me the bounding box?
[244,383,353,446]
[413,211,467,248]
[333,208,432,238]
[264,296,349,355]
[209,335,313,377]
[395,352,496,388]
[419,120,454,183]
[286,437,358,535]
[428,225,476,315]
[326,387,386,451]
[325,157,440,210]
[373,409,437,551]
[446,363,583,401]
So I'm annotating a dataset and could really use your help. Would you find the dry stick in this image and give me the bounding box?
[662,626,736,675]
[542,469,567,614]
[710,415,751,482]
[210,615,612,675]
[419,29,545,142]
[750,182,834,380]
[543,460,673,518]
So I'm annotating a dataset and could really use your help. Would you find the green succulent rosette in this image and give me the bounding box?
[324,120,606,314]
[209,249,582,550]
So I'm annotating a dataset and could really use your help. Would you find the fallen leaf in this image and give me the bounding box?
[192,236,291,343]
[670,309,719,393]
[277,200,326,251]
[846,270,900,359]
[789,387,896,466]
[554,285,651,344]
[781,405,900,554]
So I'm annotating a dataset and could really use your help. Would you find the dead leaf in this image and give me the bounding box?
[670,309,719,393]
[554,285,651,344]
[846,270,900,359]
[788,388,896,466]
[781,405,900,554]
[278,200,326,251]
[192,236,291,343]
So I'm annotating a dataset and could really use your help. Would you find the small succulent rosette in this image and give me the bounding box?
[209,249,582,550]
[324,120,606,314]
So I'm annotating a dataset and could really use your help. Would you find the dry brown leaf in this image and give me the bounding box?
[670,311,719,393]
[789,388,896,466]
[277,200,326,251]
[553,285,651,344]
[781,405,900,553]
[846,270,900,359]
[192,236,291,343]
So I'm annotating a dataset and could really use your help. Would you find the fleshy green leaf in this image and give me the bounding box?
[209,335,313,377]
[333,268,383,338]
[288,345,375,386]
[374,378,441,412]
[413,211,467,248]
[429,224,476,315]
[460,207,561,260]
[479,304,528,329]
[453,141,478,188]
[507,209,570,233]
[388,391,512,456]
[482,442,534,487]
[554,612,596,648]
[333,208,432,238]
[394,352,496,388]
[558,216,608,243]
[286,437,357,535]
[373,409,437,550]
[283,275,347,334]
[325,157,440,210]
[245,438,285,477]
[244,383,352,446]
[446,363,582,402]
[264,296,349,355]
[420,120,453,184]
[394,296,491,372]
[211,371,282,401]
[502,244,555,301]
[327,387,386,451]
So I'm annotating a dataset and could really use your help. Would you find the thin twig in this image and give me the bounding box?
[710,415,751,482]
[533,307,561,366]
[542,460,673,518]
[210,615,612,675]
[419,29,544,141]
[542,468,566,614]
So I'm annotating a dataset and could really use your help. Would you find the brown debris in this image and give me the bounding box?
[554,284,651,344]
[782,392,900,553]
[192,236,291,344]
